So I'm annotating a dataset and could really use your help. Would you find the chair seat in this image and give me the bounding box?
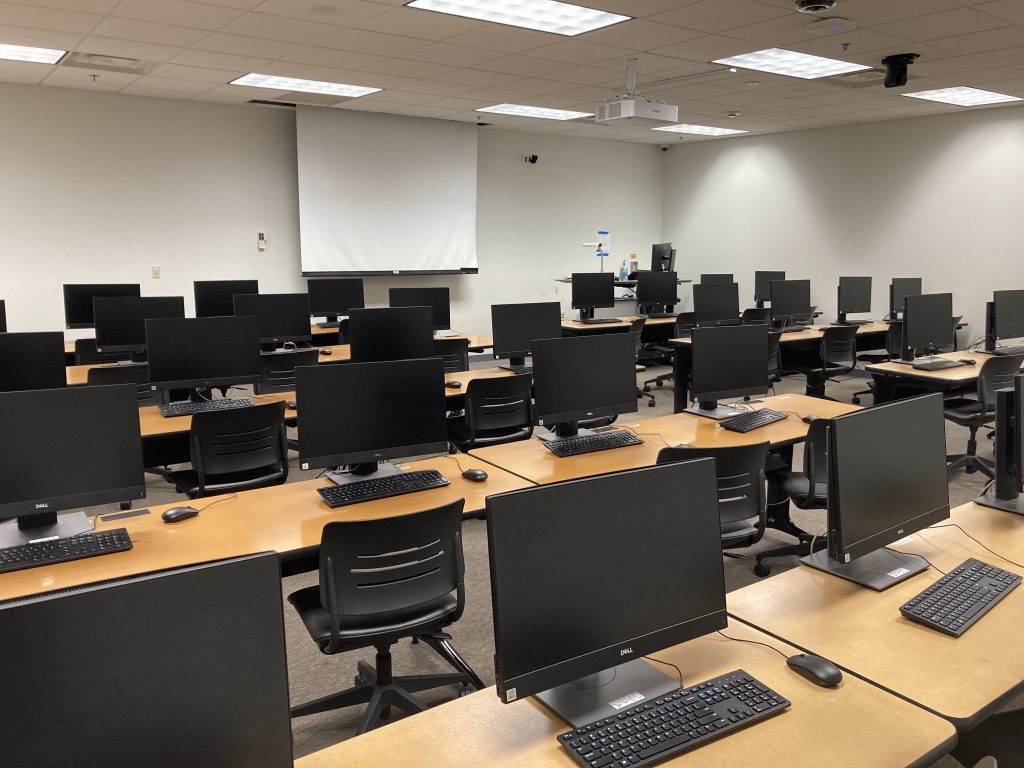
[289,585,458,652]
[447,421,532,450]
[943,399,993,427]
[856,352,890,363]
[721,520,759,545]
[792,362,851,376]
[170,466,286,497]
[775,472,827,507]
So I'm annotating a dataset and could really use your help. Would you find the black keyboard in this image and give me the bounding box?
[579,318,621,325]
[779,325,810,333]
[558,670,789,768]
[506,365,533,375]
[721,408,789,433]
[159,398,252,417]
[912,360,964,371]
[317,469,450,508]
[545,430,644,457]
[993,346,1024,356]
[900,558,1021,637]
[316,321,341,328]
[0,529,133,575]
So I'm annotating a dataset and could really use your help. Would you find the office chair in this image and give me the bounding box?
[852,321,902,405]
[447,373,533,452]
[944,354,1024,478]
[628,318,656,407]
[168,401,289,499]
[790,325,858,398]
[657,442,769,556]
[255,348,319,394]
[86,363,164,407]
[742,308,771,324]
[767,331,783,388]
[432,338,470,373]
[642,313,695,393]
[757,418,830,576]
[288,500,484,735]
[74,338,131,365]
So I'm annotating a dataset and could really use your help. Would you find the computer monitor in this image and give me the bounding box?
[491,301,562,367]
[233,293,312,347]
[651,243,675,272]
[63,283,141,329]
[389,287,451,331]
[889,277,922,318]
[146,316,261,391]
[976,373,1024,515]
[0,383,145,547]
[93,296,186,355]
[802,393,950,590]
[700,273,734,284]
[571,272,615,318]
[688,324,769,420]
[348,306,435,363]
[0,332,66,392]
[769,279,811,327]
[985,290,1024,352]
[532,333,637,440]
[837,276,872,324]
[307,278,364,319]
[193,279,259,318]
[0,299,6,332]
[901,293,953,361]
[0,554,294,768]
[693,282,740,326]
[486,461,726,725]
[296,357,447,483]
[754,270,785,305]
[636,271,678,312]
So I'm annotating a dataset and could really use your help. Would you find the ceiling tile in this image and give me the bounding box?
[10,0,119,13]
[399,42,504,67]
[720,14,823,47]
[252,0,388,27]
[130,74,216,92]
[149,62,240,82]
[318,27,428,55]
[91,16,209,46]
[257,60,357,81]
[476,54,569,77]
[459,86,531,102]
[932,26,1024,55]
[112,0,241,31]
[43,66,140,89]
[169,47,271,71]
[527,38,633,65]
[76,35,184,61]
[912,54,1004,76]
[0,58,50,83]
[580,18,703,50]
[0,2,101,33]
[393,78,474,96]
[498,76,573,95]
[359,87,433,104]
[872,8,1006,42]
[220,12,337,44]
[119,83,194,98]
[542,64,620,85]
[195,83,289,102]
[649,0,788,34]
[585,0,703,17]
[651,34,752,63]
[355,7,485,41]
[443,24,553,53]
[983,47,1024,66]
[952,65,1024,85]
[973,0,1024,25]
[433,67,520,86]
[361,56,458,78]
[823,0,960,26]
[282,45,383,70]
[192,31,299,58]
[0,21,81,48]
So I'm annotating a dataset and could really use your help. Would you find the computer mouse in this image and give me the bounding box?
[446,380,462,389]
[286,401,297,410]
[319,348,332,355]
[162,506,199,524]
[802,415,819,424]
[959,358,977,366]
[787,654,842,687]
[461,468,488,483]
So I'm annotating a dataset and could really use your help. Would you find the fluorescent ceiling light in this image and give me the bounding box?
[405,0,629,36]
[652,124,748,137]
[0,43,65,65]
[230,73,381,98]
[903,86,1023,107]
[713,48,870,80]
[477,103,593,120]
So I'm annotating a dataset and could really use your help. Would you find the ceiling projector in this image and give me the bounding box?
[596,58,679,127]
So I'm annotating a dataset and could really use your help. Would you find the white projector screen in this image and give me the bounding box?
[296,106,478,275]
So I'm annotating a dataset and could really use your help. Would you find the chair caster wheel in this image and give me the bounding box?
[648,400,655,407]
[753,562,771,578]
[966,466,977,475]
[643,386,651,392]
[656,381,664,387]
[851,397,860,405]
[459,684,473,697]
[119,501,131,510]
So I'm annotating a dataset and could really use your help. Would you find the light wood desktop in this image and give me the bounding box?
[864,350,1021,402]
[562,315,678,333]
[728,501,1024,730]
[310,325,493,350]
[295,620,956,768]
[669,322,892,347]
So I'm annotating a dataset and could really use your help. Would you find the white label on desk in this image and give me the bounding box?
[887,567,911,578]
[892,536,914,546]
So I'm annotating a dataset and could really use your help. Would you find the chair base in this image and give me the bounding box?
[947,453,995,479]
[754,535,826,578]
[636,387,656,407]
[642,373,674,392]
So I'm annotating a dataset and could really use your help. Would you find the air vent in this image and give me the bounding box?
[63,51,154,75]
[833,69,886,87]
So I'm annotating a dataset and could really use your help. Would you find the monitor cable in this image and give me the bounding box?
[643,656,682,687]
[929,523,1024,570]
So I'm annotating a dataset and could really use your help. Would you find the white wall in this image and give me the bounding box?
[662,104,1024,337]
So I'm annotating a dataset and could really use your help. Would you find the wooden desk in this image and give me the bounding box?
[310,325,493,350]
[865,350,1014,403]
[295,620,955,768]
[728,501,1024,730]
[561,315,678,334]
[0,454,532,603]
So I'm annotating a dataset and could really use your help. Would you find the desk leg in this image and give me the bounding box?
[870,374,899,404]
[672,346,692,414]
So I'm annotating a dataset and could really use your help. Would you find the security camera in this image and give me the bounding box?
[524,154,539,164]
[881,53,919,88]
[659,145,670,152]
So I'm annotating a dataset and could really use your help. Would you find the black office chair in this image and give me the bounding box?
[945,354,1024,478]
[86,363,164,406]
[657,443,769,556]
[433,338,470,373]
[169,401,289,498]
[74,338,131,365]
[767,331,783,388]
[790,325,858,398]
[643,313,695,393]
[448,374,533,452]
[628,318,656,407]
[852,321,902,405]
[742,308,771,324]
[255,349,319,394]
[288,500,484,735]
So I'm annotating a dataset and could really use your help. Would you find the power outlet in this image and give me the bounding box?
[257,231,267,252]
[151,266,161,279]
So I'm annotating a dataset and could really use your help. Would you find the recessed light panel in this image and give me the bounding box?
[477,103,593,120]
[405,0,629,36]
[652,124,748,136]
[713,48,870,79]
[230,73,381,98]
[0,43,65,65]
[903,86,1022,107]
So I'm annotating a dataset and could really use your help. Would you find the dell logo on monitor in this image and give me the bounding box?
[34,503,49,509]
[620,646,633,657]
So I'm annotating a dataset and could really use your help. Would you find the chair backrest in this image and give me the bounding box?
[656,443,769,526]
[257,349,320,394]
[792,306,815,325]
[318,499,466,627]
[674,313,696,336]
[885,320,903,357]
[75,338,130,365]
[742,308,771,324]
[433,338,470,373]
[820,325,858,367]
[628,317,646,360]
[465,374,534,436]
[190,401,288,481]
[801,417,830,491]
[977,354,1024,410]
[86,363,163,406]
[767,331,782,378]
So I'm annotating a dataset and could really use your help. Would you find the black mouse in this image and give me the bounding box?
[446,381,462,389]
[802,415,819,424]
[787,654,842,687]
[319,348,332,355]
[162,506,199,523]
[959,358,977,366]
[461,468,488,483]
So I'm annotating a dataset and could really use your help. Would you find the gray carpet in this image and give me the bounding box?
[129,364,1004,765]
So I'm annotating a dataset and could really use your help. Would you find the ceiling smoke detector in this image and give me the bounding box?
[794,0,838,13]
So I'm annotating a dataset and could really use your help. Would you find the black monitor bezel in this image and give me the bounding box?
[491,301,562,361]
[306,277,365,317]
[700,273,734,285]
[903,292,954,354]
[838,276,872,315]
[145,316,262,391]
[388,287,452,331]
[532,334,637,426]
[993,289,1024,342]
[693,282,740,324]
[232,293,312,344]
[571,272,615,310]
[690,324,769,402]
[193,279,259,318]
[63,283,141,329]
[650,243,674,272]
[754,271,785,302]
[889,277,922,317]
[769,279,811,319]
[93,296,186,354]
[636,270,678,306]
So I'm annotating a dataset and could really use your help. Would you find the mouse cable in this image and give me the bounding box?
[929,523,1024,570]
[194,493,238,513]
[643,656,683,688]
[716,630,789,660]
[441,453,471,474]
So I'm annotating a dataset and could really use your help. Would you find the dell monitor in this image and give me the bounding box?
[348,306,435,363]
[571,272,615,321]
[307,278,364,320]
[296,357,447,483]
[901,292,953,361]
[688,324,769,420]
[233,293,312,348]
[146,316,261,391]
[532,333,637,441]
[0,331,66,392]
[976,374,1024,515]
[636,270,678,315]
[491,301,562,368]
[700,273,734,285]
[389,287,452,332]
[0,383,145,547]
[754,270,785,307]
[0,299,6,332]
[889,277,922,319]
[193,279,258,318]
[985,289,1024,353]
[802,393,950,590]
[769,279,811,328]
[63,283,141,329]
[93,296,185,355]
[693,282,740,326]
[837,276,872,325]
[486,461,726,725]
[651,243,675,272]
[0,554,294,768]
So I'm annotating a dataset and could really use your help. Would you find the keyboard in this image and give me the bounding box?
[912,360,964,371]
[900,558,1021,637]
[315,321,341,328]
[0,529,133,575]
[721,408,789,433]
[993,346,1024,357]
[779,325,810,333]
[506,365,533,375]
[642,312,677,319]
[159,398,253,417]
[579,317,621,325]
[317,469,450,508]
[558,669,789,768]
[545,430,644,457]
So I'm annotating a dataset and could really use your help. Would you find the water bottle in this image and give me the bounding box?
[618,260,627,281]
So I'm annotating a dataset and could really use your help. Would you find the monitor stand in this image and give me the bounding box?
[0,511,94,548]
[499,355,530,372]
[538,421,600,445]
[685,400,743,421]
[835,312,869,325]
[801,546,929,591]
[326,461,403,486]
[535,659,679,729]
